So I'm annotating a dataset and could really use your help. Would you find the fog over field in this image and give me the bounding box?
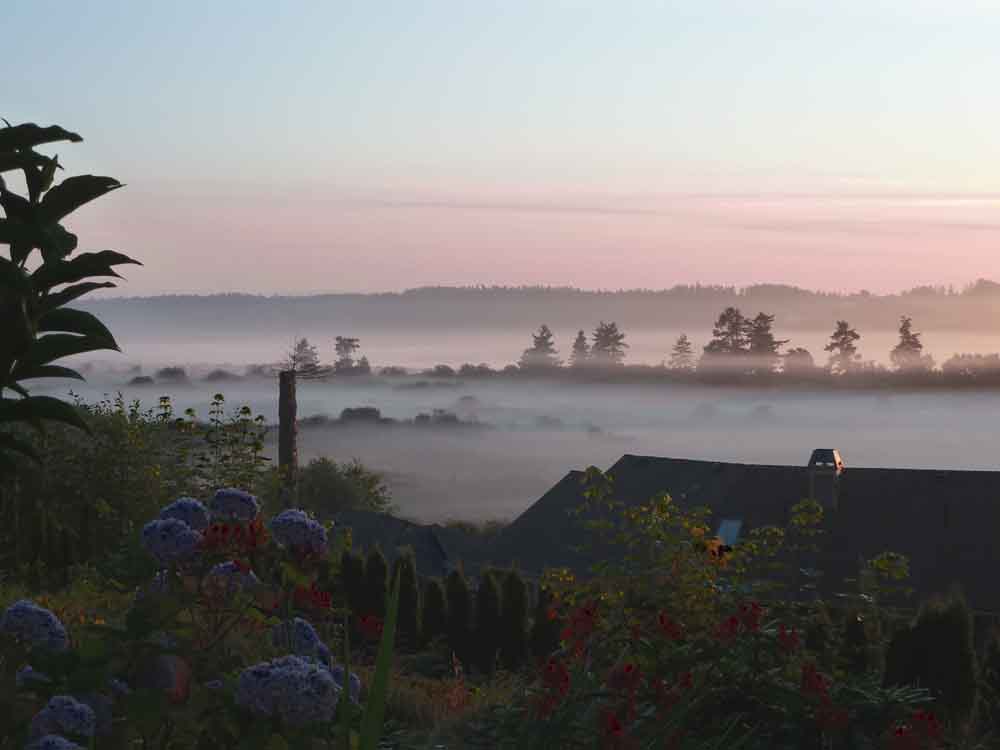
[38,364,1000,524]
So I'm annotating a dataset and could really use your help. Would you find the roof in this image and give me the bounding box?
[491,454,1000,612]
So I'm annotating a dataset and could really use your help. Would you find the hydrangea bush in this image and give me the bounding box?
[0,489,400,750]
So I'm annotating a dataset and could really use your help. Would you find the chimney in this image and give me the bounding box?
[807,449,844,511]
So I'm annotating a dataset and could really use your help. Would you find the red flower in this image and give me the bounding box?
[657,611,684,640]
[714,615,741,642]
[608,662,642,694]
[652,671,693,719]
[778,623,800,653]
[561,601,599,657]
[534,692,561,719]
[887,724,919,750]
[911,710,943,742]
[738,601,764,633]
[542,658,571,697]
[599,708,633,749]
[800,663,832,704]
[358,614,384,641]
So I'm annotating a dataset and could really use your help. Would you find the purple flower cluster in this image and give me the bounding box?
[29,695,97,740]
[329,665,362,705]
[209,488,260,522]
[269,508,328,555]
[141,518,201,566]
[159,496,210,532]
[0,600,69,652]
[235,655,340,726]
[204,561,260,596]
[271,617,332,665]
[25,736,84,750]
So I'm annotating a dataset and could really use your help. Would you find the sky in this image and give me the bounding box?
[6,0,1000,296]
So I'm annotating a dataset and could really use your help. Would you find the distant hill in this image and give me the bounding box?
[79,280,1000,335]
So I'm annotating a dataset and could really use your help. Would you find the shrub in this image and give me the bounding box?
[445,569,473,667]
[364,546,389,619]
[391,550,421,652]
[291,457,395,518]
[474,570,502,675]
[154,366,188,382]
[979,626,1000,732]
[420,578,447,648]
[340,548,366,614]
[498,569,528,671]
[529,586,561,664]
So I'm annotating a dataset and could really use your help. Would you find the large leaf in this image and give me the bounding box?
[0,123,82,152]
[9,364,86,382]
[0,395,90,433]
[42,281,117,311]
[32,250,140,291]
[14,332,118,372]
[37,307,117,346]
[38,175,123,223]
[37,223,78,264]
[0,257,31,293]
[358,573,401,750]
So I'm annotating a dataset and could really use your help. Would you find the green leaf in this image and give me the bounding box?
[41,281,117,311]
[37,308,118,346]
[0,432,40,463]
[0,395,90,433]
[8,364,85,382]
[0,257,31,292]
[13,332,117,372]
[0,123,82,152]
[359,573,401,750]
[32,250,140,291]
[38,175,123,223]
[37,222,78,263]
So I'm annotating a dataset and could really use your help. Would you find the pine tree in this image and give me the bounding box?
[704,307,747,355]
[519,324,561,370]
[446,568,473,666]
[334,336,361,373]
[499,569,529,670]
[745,312,789,373]
[391,549,421,652]
[530,586,562,664]
[421,578,448,648]
[825,321,861,374]
[474,570,503,674]
[591,321,627,366]
[340,548,366,615]
[282,337,328,378]
[569,330,590,368]
[667,334,695,371]
[364,545,388,618]
[890,316,932,372]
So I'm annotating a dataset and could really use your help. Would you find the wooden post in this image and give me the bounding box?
[278,369,298,507]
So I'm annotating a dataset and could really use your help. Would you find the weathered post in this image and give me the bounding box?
[278,369,298,507]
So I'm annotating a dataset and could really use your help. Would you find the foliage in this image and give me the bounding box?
[334,336,361,374]
[519,325,561,371]
[498,570,529,671]
[825,320,862,374]
[420,578,447,649]
[891,316,934,372]
[745,312,788,373]
[0,121,141,470]
[340,549,366,616]
[529,587,562,665]
[569,330,589,368]
[590,322,627,367]
[667,334,695,371]
[391,550,421,652]
[445,570,473,668]
[364,546,388,619]
[473,571,502,675]
[783,347,815,373]
[281,337,329,379]
[289,456,395,518]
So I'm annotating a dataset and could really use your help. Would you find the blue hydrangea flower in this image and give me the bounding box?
[328,665,362,705]
[25,736,84,750]
[235,655,340,726]
[0,600,69,653]
[209,488,260,523]
[204,561,260,596]
[159,497,210,532]
[76,693,114,737]
[141,519,202,566]
[271,617,331,665]
[16,665,52,689]
[29,695,97,740]
[269,509,328,556]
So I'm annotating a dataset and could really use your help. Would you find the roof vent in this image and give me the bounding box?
[807,449,844,511]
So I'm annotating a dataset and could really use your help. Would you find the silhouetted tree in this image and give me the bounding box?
[446,569,473,666]
[591,321,627,366]
[519,324,561,370]
[334,336,361,373]
[890,316,933,372]
[530,586,562,663]
[281,337,329,379]
[390,549,421,651]
[364,545,388,618]
[783,347,816,374]
[421,578,448,648]
[825,321,861,374]
[701,307,747,371]
[355,355,372,375]
[474,570,503,674]
[668,334,695,371]
[499,569,529,670]
[569,330,590,368]
[745,312,788,372]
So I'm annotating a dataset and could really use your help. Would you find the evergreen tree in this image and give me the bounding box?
[783,347,815,374]
[355,355,372,375]
[530,586,562,664]
[824,321,861,374]
[667,334,695,371]
[421,578,448,648]
[744,312,789,372]
[474,570,503,674]
[390,549,421,652]
[498,569,529,670]
[445,568,473,666]
[569,330,590,368]
[282,337,328,379]
[363,545,388,618]
[591,321,627,366]
[890,316,933,372]
[704,307,747,355]
[519,324,561,370]
[340,548,366,615]
[334,336,361,373]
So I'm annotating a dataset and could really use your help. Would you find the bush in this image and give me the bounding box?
[529,586,561,664]
[364,545,389,618]
[155,366,188,382]
[421,578,448,648]
[980,626,1000,732]
[391,550,421,652]
[445,569,473,667]
[291,457,395,518]
[474,571,502,675]
[499,569,528,671]
[340,548,366,615]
